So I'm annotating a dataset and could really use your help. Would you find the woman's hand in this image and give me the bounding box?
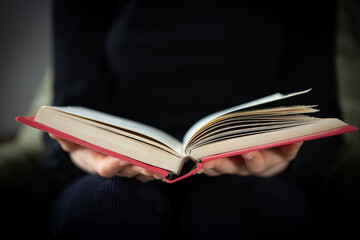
[199,142,303,177]
[50,133,302,181]
[49,134,163,182]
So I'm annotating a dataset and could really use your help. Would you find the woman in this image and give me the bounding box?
[45,1,341,239]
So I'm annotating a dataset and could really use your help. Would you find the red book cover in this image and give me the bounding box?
[16,116,357,183]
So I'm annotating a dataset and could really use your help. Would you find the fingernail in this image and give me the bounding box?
[119,161,129,166]
[133,166,143,172]
[153,174,161,179]
[141,169,150,176]
[244,154,253,161]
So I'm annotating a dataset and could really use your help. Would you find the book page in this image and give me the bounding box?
[188,118,347,160]
[182,89,311,147]
[35,108,185,173]
[187,115,318,149]
[49,106,184,154]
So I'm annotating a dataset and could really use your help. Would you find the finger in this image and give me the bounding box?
[65,145,109,174]
[139,167,152,177]
[196,168,205,174]
[117,165,149,178]
[242,151,266,174]
[153,173,164,180]
[224,155,251,176]
[277,142,303,162]
[203,158,240,175]
[136,175,155,183]
[202,162,221,176]
[241,143,302,177]
[203,167,221,176]
[237,168,251,176]
[96,156,124,178]
[49,133,59,140]
[49,134,79,152]
[258,161,290,177]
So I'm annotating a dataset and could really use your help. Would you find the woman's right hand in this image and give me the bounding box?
[49,134,163,182]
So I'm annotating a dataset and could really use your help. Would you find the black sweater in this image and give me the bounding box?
[45,0,341,194]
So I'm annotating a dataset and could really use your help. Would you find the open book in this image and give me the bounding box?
[16,89,357,183]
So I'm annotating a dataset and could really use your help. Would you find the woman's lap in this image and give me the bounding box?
[50,174,314,240]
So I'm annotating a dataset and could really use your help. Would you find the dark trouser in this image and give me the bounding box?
[50,174,314,240]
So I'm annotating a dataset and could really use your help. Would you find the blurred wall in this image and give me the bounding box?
[0,0,51,141]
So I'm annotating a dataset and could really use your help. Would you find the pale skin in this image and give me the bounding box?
[49,134,303,183]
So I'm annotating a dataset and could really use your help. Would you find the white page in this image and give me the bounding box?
[182,89,311,147]
[50,106,184,154]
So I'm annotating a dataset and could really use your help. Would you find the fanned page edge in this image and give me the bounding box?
[165,124,357,183]
[182,89,312,146]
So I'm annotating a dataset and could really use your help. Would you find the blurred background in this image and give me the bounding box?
[0,0,359,239]
[0,0,51,142]
[0,1,57,238]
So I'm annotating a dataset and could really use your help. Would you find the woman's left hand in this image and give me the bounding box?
[199,142,303,177]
